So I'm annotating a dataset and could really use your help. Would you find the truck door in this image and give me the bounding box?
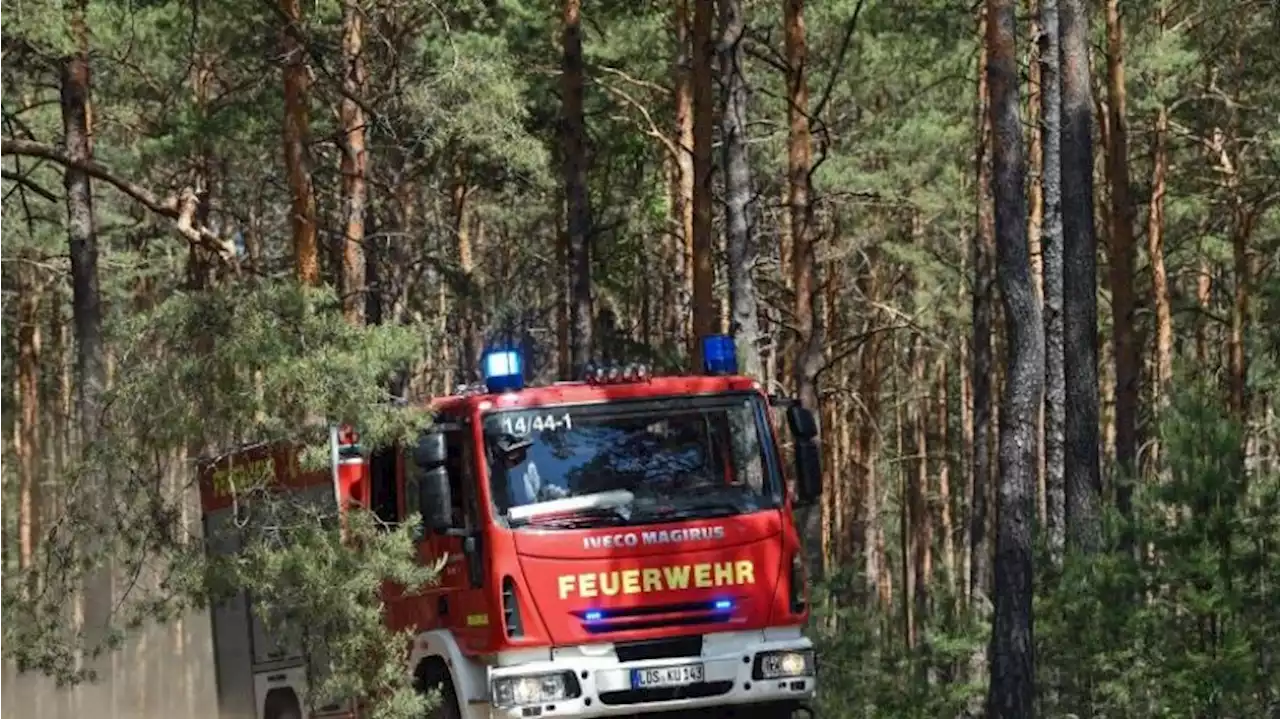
[432,422,491,652]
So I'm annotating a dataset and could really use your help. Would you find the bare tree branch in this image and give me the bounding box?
[2,169,58,202]
[1,138,237,263]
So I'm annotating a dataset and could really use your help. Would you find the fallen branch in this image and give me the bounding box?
[1,138,236,263]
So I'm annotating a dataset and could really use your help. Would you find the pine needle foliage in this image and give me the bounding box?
[2,280,440,719]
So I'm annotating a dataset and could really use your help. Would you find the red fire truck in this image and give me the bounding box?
[199,335,822,719]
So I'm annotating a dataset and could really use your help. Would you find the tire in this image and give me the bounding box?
[420,666,462,719]
[263,689,303,719]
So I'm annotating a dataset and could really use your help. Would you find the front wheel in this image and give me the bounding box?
[421,669,462,719]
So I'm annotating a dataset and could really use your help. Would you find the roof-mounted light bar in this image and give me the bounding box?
[582,362,651,386]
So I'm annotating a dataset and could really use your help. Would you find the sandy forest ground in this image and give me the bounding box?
[3,609,220,719]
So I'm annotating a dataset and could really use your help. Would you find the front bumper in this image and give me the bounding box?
[485,629,815,719]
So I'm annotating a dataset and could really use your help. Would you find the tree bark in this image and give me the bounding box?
[719,0,763,379]
[909,333,932,649]
[1104,0,1139,512]
[1147,101,1172,438]
[971,6,996,608]
[786,0,820,412]
[673,0,695,346]
[453,161,482,375]
[281,0,319,286]
[16,255,42,582]
[691,0,716,364]
[857,253,888,605]
[1027,0,1046,530]
[62,1,113,696]
[562,0,594,371]
[1060,0,1103,552]
[1039,0,1066,565]
[985,2,1042,714]
[937,354,955,598]
[339,0,368,324]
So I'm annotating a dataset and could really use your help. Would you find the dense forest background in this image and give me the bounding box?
[3,0,1278,717]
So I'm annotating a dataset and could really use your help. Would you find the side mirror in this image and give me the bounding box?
[786,406,818,441]
[418,466,453,533]
[413,432,448,469]
[793,440,822,506]
[785,406,822,506]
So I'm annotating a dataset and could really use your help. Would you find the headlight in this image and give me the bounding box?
[491,671,581,708]
[753,649,815,680]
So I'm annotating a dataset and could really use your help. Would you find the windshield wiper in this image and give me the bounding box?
[511,504,633,529]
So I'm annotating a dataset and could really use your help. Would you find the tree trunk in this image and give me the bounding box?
[1027,0,1044,309]
[1027,0,1047,531]
[970,6,996,609]
[1060,0,1103,552]
[556,197,571,378]
[909,333,932,649]
[1039,0,1066,565]
[62,1,112,700]
[1147,100,1172,444]
[691,0,716,364]
[339,0,368,324]
[857,253,887,605]
[673,0,695,347]
[937,354,955,598]
[1104,0,1138,513]
[16,255,42,582]
[281,0,319,286]
[785,0,820,412]
[719,0,763,379]
[562,0,594,370]
[985,2,1042,714]
[453,161,482,375]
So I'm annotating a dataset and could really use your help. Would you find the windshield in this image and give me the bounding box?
[482,394,782,529]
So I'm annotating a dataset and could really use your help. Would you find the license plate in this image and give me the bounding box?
[631,663,704,689]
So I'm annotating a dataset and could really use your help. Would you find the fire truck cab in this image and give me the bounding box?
[201,335,823,719]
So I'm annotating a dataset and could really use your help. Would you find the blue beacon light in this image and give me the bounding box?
[584,610,603,622]
[481,348,525,393]
[713,599,733,611]
[701,334,738,375]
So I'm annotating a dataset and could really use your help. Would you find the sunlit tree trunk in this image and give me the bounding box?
[16,255,42,584]
[281,0,319,286]
[1147,98,1172,455]
[985,1,1042,713]
[1027,0,1048,531]
[340,0,368,324]
[785,0,820,414]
